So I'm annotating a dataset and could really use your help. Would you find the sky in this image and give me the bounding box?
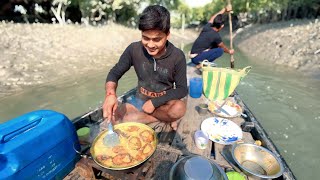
[184,0,212,7]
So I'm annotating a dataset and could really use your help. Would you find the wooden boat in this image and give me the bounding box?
[66,64,296,180]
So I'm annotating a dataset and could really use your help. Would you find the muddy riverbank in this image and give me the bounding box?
[0,22,197,97]
[234,19,320,77]
[1,19,319,98]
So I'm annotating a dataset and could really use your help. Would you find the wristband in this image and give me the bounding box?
[106,92,116,97]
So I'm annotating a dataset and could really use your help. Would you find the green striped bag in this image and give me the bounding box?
[202,61,251,101]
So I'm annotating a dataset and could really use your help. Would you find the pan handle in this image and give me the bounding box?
[73,142,93,159]
[151,122,166,140]
[152,122,163,132]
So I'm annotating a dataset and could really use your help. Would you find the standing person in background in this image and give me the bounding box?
[102,5,187,131]
[190,5,234,68]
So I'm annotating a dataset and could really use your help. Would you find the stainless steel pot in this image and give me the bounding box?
[232,143,284,179]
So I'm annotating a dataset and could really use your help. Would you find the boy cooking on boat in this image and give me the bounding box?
[102,5,187,131]
[190,5,234,68]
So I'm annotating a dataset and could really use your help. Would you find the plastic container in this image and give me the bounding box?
[77,127,90,144]
[189,77,203,98]
[226,171,246,180]
[194,130,209,149]
[169,155,228,180]
[0,110,80,180]
[184,156,213,179]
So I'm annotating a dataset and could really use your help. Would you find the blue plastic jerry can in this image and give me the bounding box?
[0,110,80,180]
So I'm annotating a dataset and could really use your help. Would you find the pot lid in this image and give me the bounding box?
[184,156,213,179]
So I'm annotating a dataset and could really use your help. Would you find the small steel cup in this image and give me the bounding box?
[197,103,208,115]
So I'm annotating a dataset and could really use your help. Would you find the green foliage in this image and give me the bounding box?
[72,0,141,25]
[178,0,320,26]
[171,2,190,27]
[192,8,205,22]
[148,0,181,10]
[202,1,224,23]
[9,0,318,25]
[114,1,140,26]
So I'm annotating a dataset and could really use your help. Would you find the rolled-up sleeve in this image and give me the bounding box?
[106,44,133,83]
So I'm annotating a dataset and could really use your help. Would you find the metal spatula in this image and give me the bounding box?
[214,100,228,114]
[103,122,120,147]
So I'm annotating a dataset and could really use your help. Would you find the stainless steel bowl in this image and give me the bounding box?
[169,155,228,180]
[232,143,284,179]
[197,103,208,115]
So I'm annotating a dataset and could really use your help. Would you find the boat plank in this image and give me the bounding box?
[231,117,255,143]
[66,62,295,179]
[171,63,213,158]
[172,63,258,174]
[172,94,213,158]
[214,144,233,169]
[67,145,180,180]
[144,145,180,179]
[64,158,94,180]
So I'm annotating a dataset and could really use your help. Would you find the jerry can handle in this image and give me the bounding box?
[0,116,42,143]
[73,142,93,159]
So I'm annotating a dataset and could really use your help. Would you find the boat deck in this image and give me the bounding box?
[64,63,293,179]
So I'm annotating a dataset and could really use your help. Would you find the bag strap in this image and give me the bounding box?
[201,60,217,68]
[201,61,252,79]
[239,66,252,75]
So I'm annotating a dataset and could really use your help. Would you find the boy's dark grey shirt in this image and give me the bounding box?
[106,41,188,108]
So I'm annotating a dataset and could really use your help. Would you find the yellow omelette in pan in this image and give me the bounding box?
[90,122,157,170]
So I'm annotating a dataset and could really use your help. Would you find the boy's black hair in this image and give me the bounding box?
[212,14,224,28]
[138,5,170,34]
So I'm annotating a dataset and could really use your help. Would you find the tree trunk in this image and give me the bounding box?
[287,4,293,20]
[245,0,250,12]
[301,6,308,18]
[51,2,65,24]
[272,9,279,22]
[256,11,261,24]
[181,13,185,36]
[292,6,298,19]
[282,4,288,21]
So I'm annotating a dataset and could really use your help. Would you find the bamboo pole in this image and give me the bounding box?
[228,0,235,68]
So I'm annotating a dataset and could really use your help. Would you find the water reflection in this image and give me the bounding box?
[0,68,137,122]
[221,51,320,180]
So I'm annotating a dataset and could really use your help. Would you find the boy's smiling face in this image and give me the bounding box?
[141,29,170,58]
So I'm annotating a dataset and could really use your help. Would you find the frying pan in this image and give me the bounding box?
[76,122,158,170]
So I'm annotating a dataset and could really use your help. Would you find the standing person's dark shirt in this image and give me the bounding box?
[191,23,222,54]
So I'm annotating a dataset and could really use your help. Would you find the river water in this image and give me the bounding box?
[0,45,319,179]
